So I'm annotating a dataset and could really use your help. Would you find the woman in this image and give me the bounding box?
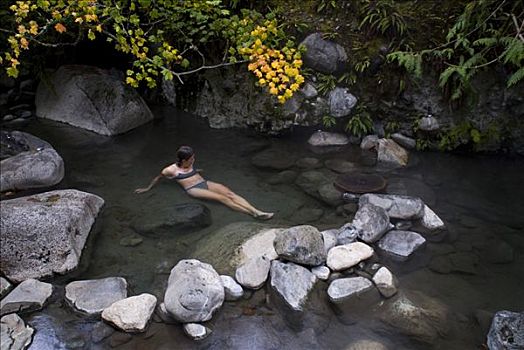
[135,146,274,219]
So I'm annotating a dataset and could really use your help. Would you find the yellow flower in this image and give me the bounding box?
[20,37,29,49]
[54,23,66,33]
[259,78,266,85]
[269,87,278,95]
[290,83,300,91]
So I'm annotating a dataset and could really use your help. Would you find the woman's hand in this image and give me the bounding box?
[134,188,149,194]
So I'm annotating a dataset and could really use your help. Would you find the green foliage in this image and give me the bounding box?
[316,74,337,95]
[359,0,408,37]
[345,105,373,137]
[384,120,400,137]
[437,120,502,151]
[322,114,337,128]
[317,0,337,13]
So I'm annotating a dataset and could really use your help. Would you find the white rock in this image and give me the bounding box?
[378,230,426,258]
[321,229,338,253]
[0,313,34,350]
[236,228,281,264]
[0,279,53,316]
[421,205,445,230]
[308,131,349,146]
[235,256,271,289]
[220,275,244,301]
[0,278,12,299]
[326,242,374,271]
[311,266,330,281]
[372,267,398,298]
[101,293,157,333]
[183,323,212,341]
[65,277,128,316]
[327,277,374,303]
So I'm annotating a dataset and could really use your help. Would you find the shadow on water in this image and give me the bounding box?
[15,105,524,349]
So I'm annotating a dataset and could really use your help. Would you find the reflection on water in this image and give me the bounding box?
[19,106,524,349]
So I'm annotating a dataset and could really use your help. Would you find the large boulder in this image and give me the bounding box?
[0,314,34,350]
[0,279,53,316]
[101,294,157,333]
[0,189,104,282]
[65,277,128,316]
[35,65,154,136]
[0,131,64,192]
[269,261,317,312]
[273,225,326,266]
[487,310,524,350]
[359,194,425,220]
[300,33,348,74]
[164,260,224,323]
[352,204,391,243]
[376,139,408,167]
[328,88,358,118]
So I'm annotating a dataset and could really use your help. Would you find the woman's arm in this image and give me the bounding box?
[134,174,163,193]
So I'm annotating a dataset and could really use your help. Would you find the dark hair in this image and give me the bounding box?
[176,146,194,166]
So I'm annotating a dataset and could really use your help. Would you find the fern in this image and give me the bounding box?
[507,67,524,87]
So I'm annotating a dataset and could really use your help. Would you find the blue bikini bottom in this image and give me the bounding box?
[185,181,208,191]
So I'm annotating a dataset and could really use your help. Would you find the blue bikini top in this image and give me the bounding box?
[173,169,198,180]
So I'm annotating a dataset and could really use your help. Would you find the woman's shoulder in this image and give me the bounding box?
[161,164,178,178]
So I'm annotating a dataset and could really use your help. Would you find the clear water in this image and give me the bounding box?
[16,105,524,349]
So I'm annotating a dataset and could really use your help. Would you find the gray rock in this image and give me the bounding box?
[0,279,53,316]
[346,340,389,350]
[372,267,398,298]
[327,242,374,271]
[273,225,326,266]
[391,133,416,149]
[289,207,324,224]
[119,234,143,247]
[251,149,295,170]
[0,190,104,283]
[295,157,322,169]
[487,310,524,350]
[0,131,64,192]
[377,139,408,167]
[164,259,224,323]
[183,323,212,341]
[101,293,157,333]
[353,204,391,243]
[486,240,515,264]
[220,275,244,301]
[429,252,480,275]
[267,170,298,185]
[300,33,347,74]
[35,65,154,135]
[360,135,379,150]
[359,194,425,220]
[321,229,338,253]
[378,290,448,344]
[65,277,128,316]
[324,159,357,173]
[318,183,343,207]
[377,230,426,258]
[336,223,359,245]
[327,277,374,303]
[0,314,34,350]
[132,203,211,235]
[235,256,271,290]
[328,88,358,118]
[269,261,317,311]
[420,204,445,230]
[307,131,349,146]
[418,116,440,132]
[311,266,330,281]
[234,228,281,266]
[90,321,115,343]
[0,278,12,299]
[155,302,177,324]
[300,83,318,99]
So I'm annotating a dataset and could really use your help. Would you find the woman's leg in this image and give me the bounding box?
[186,187,254,215]
[206,181,272,217]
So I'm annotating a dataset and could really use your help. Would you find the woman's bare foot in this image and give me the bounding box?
[254,211,274,220]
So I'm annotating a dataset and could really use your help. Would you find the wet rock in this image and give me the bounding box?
[267,170,298,185]
[372,267,398,298]
[377,230,426,258]
[90,321,115,343]
[327,277,374,303]
[321,229,338,253]
[361,135,380,151]
[300,83,318,99]
[0,313,34,350]
[418,116,440,132]
[485,240,514,264]
[359,194,425,220]
[377,139,408,167]
[378,290,448,344]
[327,242,374,271]
[342,203,358,215]
[352,204,391,243]
[109,332,132,347]
[386,177,437,207]
[0,190,104,282]
[164,259,224,323]
[155,302,177,324]
[346,340,389,350]
[318,183,343,207]
[300,33,347,74]
[235,228,281,266]
[420,204,445,231]
[295,157,322,169]
[274,225,326,266]
[235,256,271,290]
[35,65,154,135]
[289,207,324,223]
[251,149,295,170]
[269,261,317,312]
[328,88,358,118]
[311,266,330,280]
[65,277,128,316]
[391,133,416,149]
[395,221,412,230]
[183,323,212,341]
[102,293,157,333]
[295,169,337,200]
[1,131,64,192]
[429,252,479,275]
[336,223,359,245]
[487,310,524,350]
[132,203,211,235]
[0,278,12,299]
[220,275,244,301]
[0,279,53,316]
[119,234,143,247]
[307,131,349,146]
[324,159,357,173]
[474,309,494,337]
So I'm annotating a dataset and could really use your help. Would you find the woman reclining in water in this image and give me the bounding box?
[135,145,274,220]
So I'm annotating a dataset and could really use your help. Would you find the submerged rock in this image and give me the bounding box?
[487,310,524,350]
[35,65,154,135]
[0,279,53,316]
[372,267,398,298]
[164,259,224,323]
[273,225,326,266]
[0,314,34,350]
[101,293,157,333]
[65,277,128,316]
[132,203,211,235]
[251,148,295,170]
[327,277,374,304]
[0,190,104,282]
[269,261,317,312]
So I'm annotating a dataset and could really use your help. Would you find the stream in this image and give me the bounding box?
[17,105,524,349]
